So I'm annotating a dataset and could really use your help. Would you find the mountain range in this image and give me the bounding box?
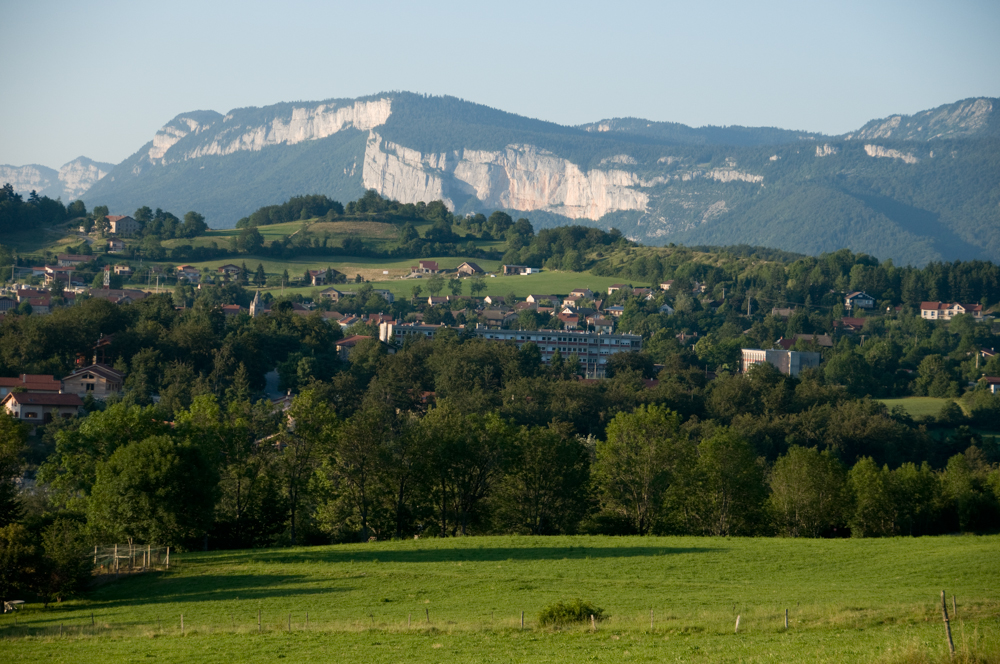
[8,93,1000,265]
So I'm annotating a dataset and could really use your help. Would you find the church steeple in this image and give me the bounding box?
[250,290,261,318]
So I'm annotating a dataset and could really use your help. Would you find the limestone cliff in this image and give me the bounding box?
[1,157,112,201]
[362,133,649,220]
[846,98,997,141]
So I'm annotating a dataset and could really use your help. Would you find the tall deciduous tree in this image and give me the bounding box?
[279,390,337,545]
[769,446,849,537]
[88,435,218,546]
[594,404,690,535]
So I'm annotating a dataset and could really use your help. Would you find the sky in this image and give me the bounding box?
[2,0,999,168]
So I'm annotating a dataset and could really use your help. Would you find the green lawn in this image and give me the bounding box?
[3,535,998,663]
[879,397,960,418]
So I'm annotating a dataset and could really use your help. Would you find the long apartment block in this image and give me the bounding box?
[379,322,642,378]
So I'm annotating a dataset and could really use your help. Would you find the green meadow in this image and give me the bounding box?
[3,535,998,663]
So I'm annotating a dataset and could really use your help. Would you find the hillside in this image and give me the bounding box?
[71,93,1000,265]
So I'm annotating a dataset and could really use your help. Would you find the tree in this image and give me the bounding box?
[594,404,689,535]
[670,429,768,536]
[180,211,208,238]
[448,278,463,296]
[0,524,37,609]
[847,457,895,537]
[0,414,26,528]
[88,435,218,546]
[38,518,91,605]
[769,446,849,537]
[427,273,445,296]
[254,263,266,287]
[279,390,337,545]
[491,423,590,534]
[470,276,486,297]
[410,284,423,300]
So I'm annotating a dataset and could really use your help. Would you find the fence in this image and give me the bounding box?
[92,544,171,577]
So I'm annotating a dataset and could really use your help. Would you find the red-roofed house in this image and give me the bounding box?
[107,215,141,236]
[0,374,62,397]
[411,260,440,274]
[2,392,83,424]
[57,254,92,267]
[920,302,984,322]
[980,377,1000,394]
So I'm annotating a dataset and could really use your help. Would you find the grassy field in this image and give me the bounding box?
[3,535,998,663]
[879,397,962,418]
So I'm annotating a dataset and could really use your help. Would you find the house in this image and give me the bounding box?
[480,309,517,328]
[526,294,561,306]
[633,288,653,299]
[0,374,62,397]
[307,270,330,286]
[106,215,141,236]
[607,283,630,295]
[2,392,83,424]
[557,312,580,330]
[920,302,985,322]
[113,264,133,276]
[659,303,675,315]
[26,296,52,314]
[61,364,125,399]
[319,287,357,302]
[87,288,148,305]
[217,264,242,277]
[373,289,395,304]
[741,349,821,377]
[0,297,15,313]
[44,266,75,284]
[771,307,795,320]
[588,316,614,333]
[776,334,834,350]
[427,296,449,306]
[979,377,1000,394]
[456,261,484,276]
[57,254,91,267]
[503,264,539,275]
[834,317,868,332]
[659,281,674,291]
[108,239,125,253]
[220,304,244,317]
[411,260,440,274]
[605,305,625,318]
[483,294,505,305]
[569,288,594,299]
[175,265,200,283]
[844,291,875,310]
[335,335,374,360]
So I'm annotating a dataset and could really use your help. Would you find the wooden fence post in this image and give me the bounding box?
[520,611,524,630]
[425,608,429,624]
[735,615,741,634]
[650,609,654,631]
[166,546,170,569]
[258,609,261,634]
[785,608,788,629]
[941,590,955,656]
[181,614,184,635]
[590,614,596,632]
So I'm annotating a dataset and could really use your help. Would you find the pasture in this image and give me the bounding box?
[3,535,998,663]
[879,397,963,419]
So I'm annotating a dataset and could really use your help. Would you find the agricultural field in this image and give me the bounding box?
[879,397,963,419]
[3,535,998,663]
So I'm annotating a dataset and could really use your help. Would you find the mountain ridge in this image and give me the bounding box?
[12,92,999,266]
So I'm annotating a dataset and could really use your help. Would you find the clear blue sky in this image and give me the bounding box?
[2,0,998,167]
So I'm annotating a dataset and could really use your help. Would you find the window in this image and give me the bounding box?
[86,384,94,391]
[26,412,37,418]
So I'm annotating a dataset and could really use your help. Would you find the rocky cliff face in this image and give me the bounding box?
[1,157,112,201]
[846,98,997,141]
[362,133,649,220]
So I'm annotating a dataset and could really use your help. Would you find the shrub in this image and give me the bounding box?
[538,599,605,626]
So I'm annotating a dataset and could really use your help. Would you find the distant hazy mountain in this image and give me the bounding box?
[0,157,114,201]
[77,93,999,265]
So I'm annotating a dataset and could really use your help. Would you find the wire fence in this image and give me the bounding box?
[91,544,172,577]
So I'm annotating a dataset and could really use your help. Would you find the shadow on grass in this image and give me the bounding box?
[201,544,725,566]
[82,573,352,610]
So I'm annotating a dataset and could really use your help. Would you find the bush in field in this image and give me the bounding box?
[538,599,605,626]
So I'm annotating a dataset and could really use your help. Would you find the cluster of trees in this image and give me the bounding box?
[0,184,78,236]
